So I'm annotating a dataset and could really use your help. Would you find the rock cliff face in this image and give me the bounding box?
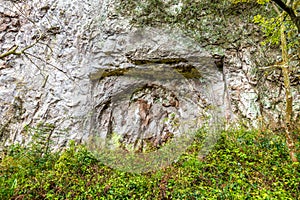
[0,0,299,151]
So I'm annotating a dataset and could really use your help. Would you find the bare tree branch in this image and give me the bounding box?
[0,34,44,59]
[0,45,20,59]
[271,0,300,33]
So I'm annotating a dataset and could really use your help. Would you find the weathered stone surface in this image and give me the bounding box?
[0,0,299,152]
[83,27,228,151]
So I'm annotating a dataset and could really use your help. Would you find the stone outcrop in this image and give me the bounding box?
[0,0,299,153]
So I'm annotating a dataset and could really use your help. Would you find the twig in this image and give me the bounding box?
[271,0,300,33]
[0,46,20,59]
[23,53,47,79]
[0,34,44,59]
[24,52,75,81]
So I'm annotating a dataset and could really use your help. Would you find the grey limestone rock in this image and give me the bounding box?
[0,0,298,152]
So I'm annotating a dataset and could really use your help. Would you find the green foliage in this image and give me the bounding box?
[1,127,299,199]
[253,14,282,45]
[231,0,270,4]
[233,0,299,50]
[24,122,56,158]
[252,11,298,52]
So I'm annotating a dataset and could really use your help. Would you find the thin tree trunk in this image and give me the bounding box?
[279,11,298,162]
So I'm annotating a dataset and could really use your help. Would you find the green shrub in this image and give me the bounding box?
[0,127,299,199]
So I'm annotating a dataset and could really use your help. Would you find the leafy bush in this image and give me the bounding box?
[0,127,299,199]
